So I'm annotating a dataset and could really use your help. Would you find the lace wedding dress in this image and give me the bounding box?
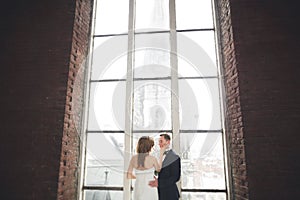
[134,167,158,200]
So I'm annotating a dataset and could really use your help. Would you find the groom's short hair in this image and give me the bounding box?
[159,132,171,141]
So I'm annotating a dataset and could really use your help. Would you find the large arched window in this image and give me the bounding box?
[81,0,229,199]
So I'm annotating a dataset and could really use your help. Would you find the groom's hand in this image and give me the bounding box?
[148,176,158,187]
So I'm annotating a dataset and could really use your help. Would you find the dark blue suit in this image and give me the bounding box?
[158,149,181,200]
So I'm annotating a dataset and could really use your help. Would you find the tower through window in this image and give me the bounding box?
[81,0,229,199]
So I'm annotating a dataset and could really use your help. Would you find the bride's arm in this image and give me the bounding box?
[153,151,164,172]
[127,172,136,179]
[127,157,136,179]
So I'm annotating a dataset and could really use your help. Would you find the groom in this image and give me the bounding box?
[149,133,181,200]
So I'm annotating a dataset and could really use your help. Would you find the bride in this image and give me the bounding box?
[127,136,164,200]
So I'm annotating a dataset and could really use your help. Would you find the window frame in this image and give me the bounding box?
[80,0,230,199]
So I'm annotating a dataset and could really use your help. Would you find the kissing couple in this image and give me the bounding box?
[127,133,181,200]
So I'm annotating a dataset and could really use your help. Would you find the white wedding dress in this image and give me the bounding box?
[134,167,158,200]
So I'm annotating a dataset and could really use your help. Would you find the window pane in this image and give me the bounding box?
[176,0,214,30]
[94,0,129,35]
[133,80,171,131]
[178,79,221,130]
[135,33,170,52]
[180,133,226,189]
[85,133,124,186]
[135,32,170,78]
[91,35,128,80]
[135,0,169,32]
[85,190,123,200]
[88,82,126,130]
[177,31,217,77]
[134,48,170,79]
[181,192,226,200]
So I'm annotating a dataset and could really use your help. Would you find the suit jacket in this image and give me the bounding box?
[158,149,181,200]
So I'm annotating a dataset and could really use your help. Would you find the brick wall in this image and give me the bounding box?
[216,0,249,199]
[57,0,92,199]
[0,0,92,199]
[217,0,300,199]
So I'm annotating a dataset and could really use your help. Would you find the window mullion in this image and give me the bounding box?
[80,0,98,198]
[169,0,179,152]
[170,0,181,194]
[123,0,135,200]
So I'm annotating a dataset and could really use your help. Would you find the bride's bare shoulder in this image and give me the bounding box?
[131,154,138,159]
[147,155,158,161]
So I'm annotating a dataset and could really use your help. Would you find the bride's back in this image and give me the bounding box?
[131,154,157,170]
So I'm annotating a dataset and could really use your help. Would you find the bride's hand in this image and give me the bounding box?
[159,144,168,155]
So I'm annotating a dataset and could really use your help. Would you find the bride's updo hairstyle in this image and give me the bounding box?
[137,136,154,167]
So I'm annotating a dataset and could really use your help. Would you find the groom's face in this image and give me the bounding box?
[159,136,170,149]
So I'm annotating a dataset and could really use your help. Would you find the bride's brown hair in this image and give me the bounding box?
[137,136,154,167]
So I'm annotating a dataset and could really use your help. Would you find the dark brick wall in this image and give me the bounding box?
[217,0,300,199]
[0,0,88,199]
